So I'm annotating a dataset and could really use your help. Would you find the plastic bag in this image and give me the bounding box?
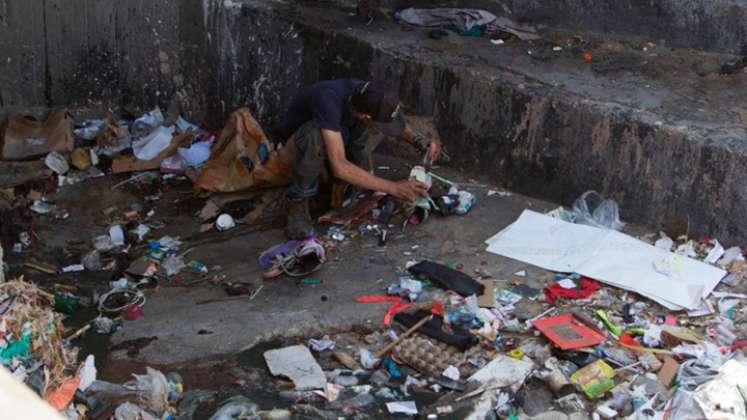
[570,191,624,230]
[162,255,187,277]
[114,402,157,420]
[359,348,379,369]
[133,126,175,161]
[676,342,728,391]
[124,367,170,414]
[208,395,259,420]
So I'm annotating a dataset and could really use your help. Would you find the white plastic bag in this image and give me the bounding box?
[570,190,624,230]
[133,126,174,161]
[124,367,170,414]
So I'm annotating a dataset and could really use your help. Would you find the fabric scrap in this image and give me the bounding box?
[408,261,484,297]
[544,278,600,305]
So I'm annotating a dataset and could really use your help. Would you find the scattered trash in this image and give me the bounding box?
[570,360,615,400]
[394,7,539,40]
[308,336,335,352]
[109,225,125,247]
[264,345,326,390]
[2,91,745,420]
[0,277,78,400]
[133,126,176,161]
[1,110,74,160]
[359,348,379,369]
[485,210,725,309]
[386,400,418,415]
[570,191,624,231]
[44,151,69,175]
[78,355,97,392]
[408,260,485,297]
[208,395,258,420]
[469,354,534,392]
[532,312,607,350]
[61,264,84,273]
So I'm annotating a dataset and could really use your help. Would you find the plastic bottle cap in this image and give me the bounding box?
[216,214,235,231]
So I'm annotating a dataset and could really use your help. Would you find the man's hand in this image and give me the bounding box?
[390,180,428,203]
[414,137,443,163]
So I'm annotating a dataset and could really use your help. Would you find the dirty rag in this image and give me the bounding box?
[394,311,478,351]
[394,7,539,40]
[544,278,600,305]
[408,261,484,297]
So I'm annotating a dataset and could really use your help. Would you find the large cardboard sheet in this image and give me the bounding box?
[485,210,726,310]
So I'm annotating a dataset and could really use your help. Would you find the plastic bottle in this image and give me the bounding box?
[188,260,208,273]
[369,370,390,386]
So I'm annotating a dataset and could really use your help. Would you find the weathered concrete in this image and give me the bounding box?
[287,3,747,244]
[2,0,746,243]
[0,1,180,112]
[362,0,747,55]
[0,0,305,131]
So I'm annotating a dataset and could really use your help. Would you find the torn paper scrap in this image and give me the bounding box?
[468,354,533,393]
[264,345,326,390]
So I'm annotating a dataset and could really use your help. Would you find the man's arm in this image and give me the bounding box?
[321,129,427,203]
[398,125,442,162]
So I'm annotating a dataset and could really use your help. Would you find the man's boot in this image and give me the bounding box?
[285,197,316,239]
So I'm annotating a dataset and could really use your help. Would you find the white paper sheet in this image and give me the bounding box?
[485,210,726,310]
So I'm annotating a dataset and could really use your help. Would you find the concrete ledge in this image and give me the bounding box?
[364,0,747,55]
[287,3,747,243]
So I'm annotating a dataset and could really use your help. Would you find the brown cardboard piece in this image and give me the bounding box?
[478,280,497,308]
[657,356,679,388]
[660,326,701,348]
[111,132,191,173]
[0,161,53,188]
[1,110,74,160]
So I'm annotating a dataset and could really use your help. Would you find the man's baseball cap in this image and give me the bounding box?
[353,81,406,136]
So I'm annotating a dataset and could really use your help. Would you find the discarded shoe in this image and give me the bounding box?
[262,238,326,279]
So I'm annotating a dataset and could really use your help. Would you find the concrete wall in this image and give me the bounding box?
[0,0,305,132]
[0,0,181,113]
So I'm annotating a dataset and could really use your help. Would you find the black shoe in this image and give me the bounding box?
[284,197,316,239]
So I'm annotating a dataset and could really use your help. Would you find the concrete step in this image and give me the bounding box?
[356,0,747,55]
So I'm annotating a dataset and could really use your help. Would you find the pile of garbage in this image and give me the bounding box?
[0,277,79,401]
[3,107,746,418]
[0,275,185,418]
[244,194,747,419]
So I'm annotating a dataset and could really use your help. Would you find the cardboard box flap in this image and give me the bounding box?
[2,110,74,160]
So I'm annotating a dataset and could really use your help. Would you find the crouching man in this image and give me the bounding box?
[278,79,442,239]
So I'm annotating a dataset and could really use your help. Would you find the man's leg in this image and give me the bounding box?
[285,122,326,239]
[346,123,384,170]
